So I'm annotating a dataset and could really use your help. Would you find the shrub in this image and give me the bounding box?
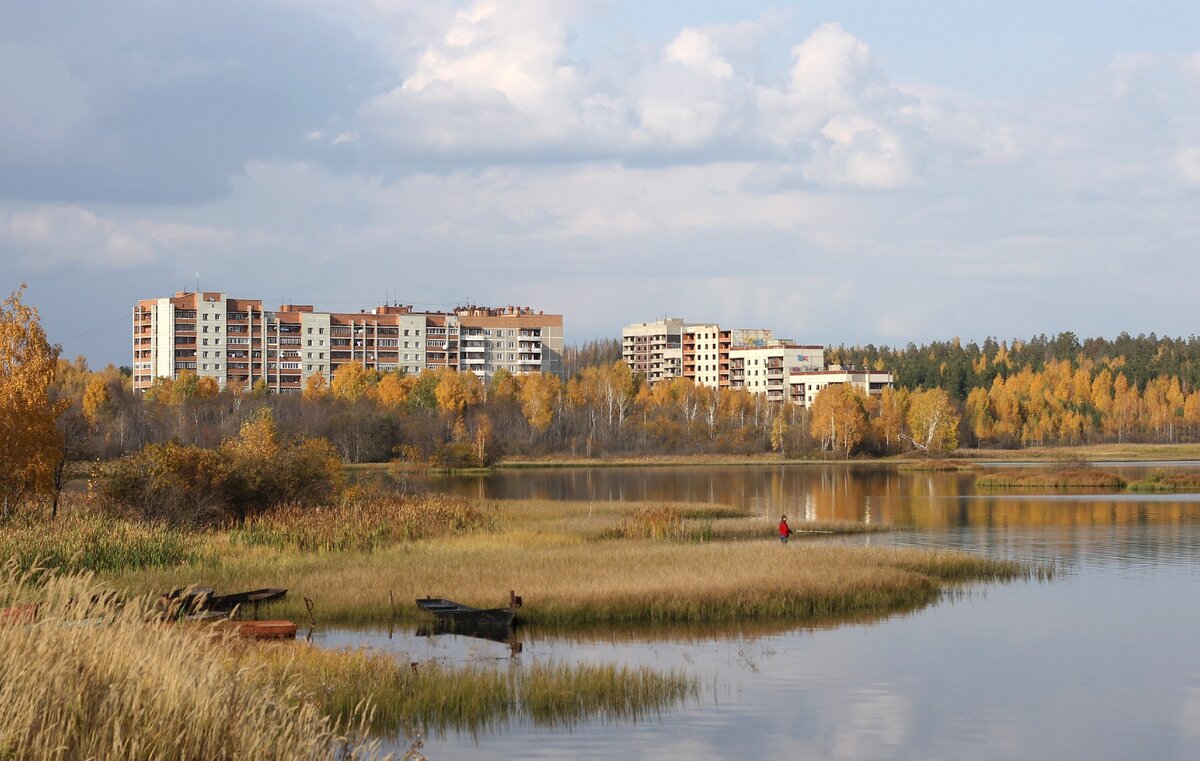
[101,410,343,525]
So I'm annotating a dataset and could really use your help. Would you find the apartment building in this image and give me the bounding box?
[619,316,892,407]
[621,318,685,383]
[788,366,894,408]
[133,292,563,394]
[729,344,824,402]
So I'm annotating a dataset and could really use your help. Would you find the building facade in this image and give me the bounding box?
[621,318,685,383]
[787,367,894,407]
[133,292,563,394]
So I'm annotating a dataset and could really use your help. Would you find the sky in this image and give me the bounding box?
[1,0,1198,368]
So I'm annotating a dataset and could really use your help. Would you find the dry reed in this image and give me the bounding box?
[252,645,698,736]
[0,568,380,761]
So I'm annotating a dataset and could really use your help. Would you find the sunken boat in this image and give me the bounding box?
[416,591,521,630]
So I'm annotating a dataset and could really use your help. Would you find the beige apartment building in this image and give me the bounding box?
[133,292,563,393]
[621,318,685,383]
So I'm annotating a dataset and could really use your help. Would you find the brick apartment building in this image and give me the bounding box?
[133,291,563,394]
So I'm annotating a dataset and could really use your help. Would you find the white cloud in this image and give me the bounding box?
[1,206,233,269]
[1177,147,1200,185]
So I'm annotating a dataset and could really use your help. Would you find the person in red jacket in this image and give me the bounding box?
[779,514,793,544]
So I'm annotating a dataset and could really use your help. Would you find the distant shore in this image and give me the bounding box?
[344,442,1200,473]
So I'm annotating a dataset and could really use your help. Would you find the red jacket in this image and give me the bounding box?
[779,519,791,536]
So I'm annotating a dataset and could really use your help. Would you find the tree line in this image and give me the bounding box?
[10,284,1200,521]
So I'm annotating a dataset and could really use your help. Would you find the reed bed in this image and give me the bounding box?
[230,494,491,553]
[0,569,379,761]
[976,469,1126,489]
[252,645,698,736]
[114,538,1030,627]
[1126,469,1200,492]
[0,514,204,575]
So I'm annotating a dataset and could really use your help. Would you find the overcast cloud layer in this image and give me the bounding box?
[1,0,1198,366]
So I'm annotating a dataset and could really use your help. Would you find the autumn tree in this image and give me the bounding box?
[0,286,67,517]
[905,387,960,451]
[808,384,869,456]
[302,371,329,401]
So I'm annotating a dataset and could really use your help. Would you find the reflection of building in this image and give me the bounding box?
[133,291,563,393]
[621,316,891,406]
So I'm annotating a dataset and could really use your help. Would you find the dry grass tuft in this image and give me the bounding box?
[1126,469,1200,492]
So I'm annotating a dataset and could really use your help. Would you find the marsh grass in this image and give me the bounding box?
[252,645,698,736]
[114,536,1030,628]
[976,468,1126,489]
[0,513,204,575]
[0,568,379,761]
[230,493,490,553]
[1126,469,1200,492]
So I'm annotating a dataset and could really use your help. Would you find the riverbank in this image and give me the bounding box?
[351,442,1200,473]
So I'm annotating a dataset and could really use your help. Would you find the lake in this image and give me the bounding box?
[326,462,1200,760]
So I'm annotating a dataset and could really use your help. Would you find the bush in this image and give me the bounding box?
[101,410,343,525]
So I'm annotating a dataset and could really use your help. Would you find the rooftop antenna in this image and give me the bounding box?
[195,271,200,294]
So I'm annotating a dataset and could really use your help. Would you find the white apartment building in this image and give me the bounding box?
[730,344,825,401]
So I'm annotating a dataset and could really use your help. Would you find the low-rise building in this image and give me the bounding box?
[787,366,894,408]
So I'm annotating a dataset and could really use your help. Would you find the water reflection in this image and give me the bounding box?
[369,463,1200,761]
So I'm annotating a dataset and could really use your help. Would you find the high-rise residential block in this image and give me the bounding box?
[133,292,563,393]
[620,316,891,408]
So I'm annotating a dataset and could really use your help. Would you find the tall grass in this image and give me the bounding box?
[0,568,379,760]
[0,513,204,575]
[114,537,1032,628]
[230,493,491,553]
[253,645,698,737]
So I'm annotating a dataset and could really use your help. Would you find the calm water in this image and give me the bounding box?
[330,463,1200,760]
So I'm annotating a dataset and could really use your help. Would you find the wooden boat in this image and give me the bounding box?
[160,587,287,616]
[218,619,298,641]
[0,603,39,625]
[416,596,518,628]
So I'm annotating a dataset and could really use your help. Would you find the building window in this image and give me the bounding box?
[202,325,209,333]
[215,364,221,370]
[202,364,209,370]
[307,340,312,346]
[202,339,208,346]
[203,314,208,320]
[307,328,312,334]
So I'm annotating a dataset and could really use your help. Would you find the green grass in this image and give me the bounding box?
[1126,469,1200,492]
[0,513,205,575]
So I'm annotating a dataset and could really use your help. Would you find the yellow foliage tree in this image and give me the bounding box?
[302,371,328,401]
[374,371,415,410]
[808,384,869,456]
[0,286,68,516]
[905,387,959,451]
[82,377,112,426]
[520,373,561,434]
[330,362,374,402]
